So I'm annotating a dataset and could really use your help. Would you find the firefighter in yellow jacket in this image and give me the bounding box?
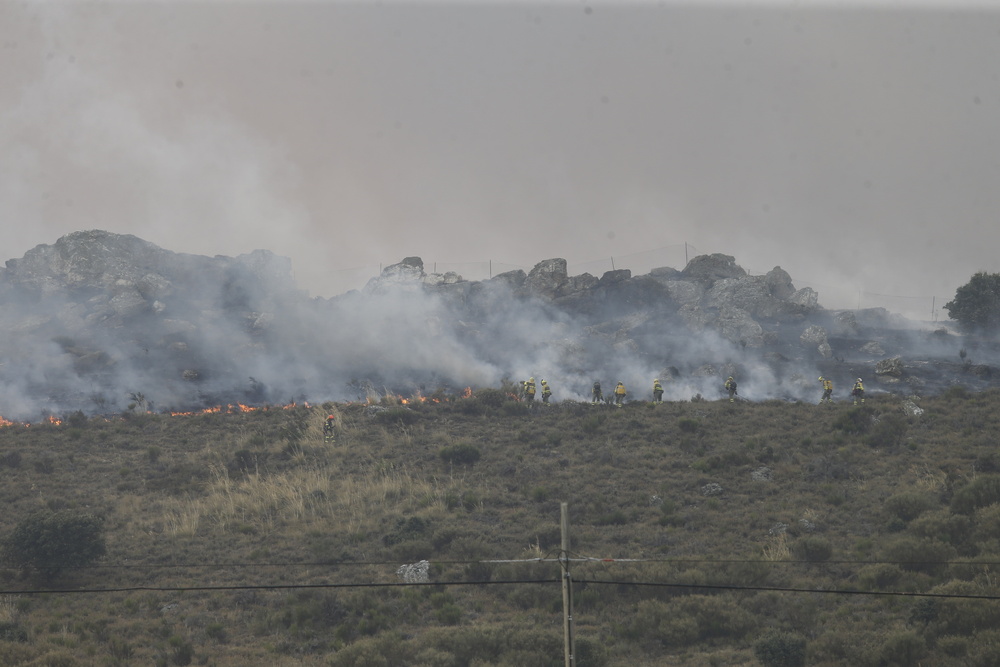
[819,376,833,404]
[614,381,627,406]
[523,378,536,404]
[724,376,737,402]
[852,378,865,405]
[540,379,552,404]
[652,379,664,403]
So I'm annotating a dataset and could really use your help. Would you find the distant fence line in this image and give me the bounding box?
[319,243,950,323]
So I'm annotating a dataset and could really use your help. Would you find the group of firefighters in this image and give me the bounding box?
[520,375,866,406]
[819,376,866,405]
[322,375,868,440]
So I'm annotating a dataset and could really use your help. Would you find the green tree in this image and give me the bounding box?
[945,272,1000,332]
[3,510,106,576]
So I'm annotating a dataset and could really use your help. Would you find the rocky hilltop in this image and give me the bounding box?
[0,230,994,419]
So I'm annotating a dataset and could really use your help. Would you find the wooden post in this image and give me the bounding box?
[561,502,576,667]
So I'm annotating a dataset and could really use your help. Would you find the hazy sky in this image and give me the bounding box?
[3,1,999,319]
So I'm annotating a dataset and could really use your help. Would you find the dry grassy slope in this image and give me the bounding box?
[0,388,999,666]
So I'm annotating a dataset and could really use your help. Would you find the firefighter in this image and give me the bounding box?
[614,381,627,406]
[323,414,336,443]
[724,376,738,402]
[592,380,603,404]
[652,379,664,403]
[852,378,865,405]
[524,377,536,404]
[540,379,552,404]
[819,376,833,403]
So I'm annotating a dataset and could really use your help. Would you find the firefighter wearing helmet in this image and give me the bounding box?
[540,379,552,404]
[614,381,627,406]
[724,376,738,402]
[852,378,865,405]
[652,379,664,403]
[323,414,336,443]
[819,377,833,404]
[523,377,536,404]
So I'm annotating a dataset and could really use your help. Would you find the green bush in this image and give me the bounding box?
[952,476,1000,515]
[884,491,938,523]
[439,444,481,466]
[858,563,904,590]
[473,388,509,408]
[876,630,926,666]
[833,407,875,435]
[865,413,908,449]
[677,418,700,433]
[373,407,420,425]
[0,621,28,642]
[3,510,106,575]
[791,536,832,562]
[880,536,956,575]
[753,631,806,667]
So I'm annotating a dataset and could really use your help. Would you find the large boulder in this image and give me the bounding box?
[364,257,425,294]
[681,254,747,285]
[525,258,569,299]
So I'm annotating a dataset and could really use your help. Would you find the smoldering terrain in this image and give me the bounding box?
[0,230,994,420]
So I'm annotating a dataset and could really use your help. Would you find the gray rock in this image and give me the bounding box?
[800,325,828,346]
[876,356,905,377]
[599,269,632,285]
[525,258,569,298]
[565,273,598,293]
[860,341,885,356]
[682,253,746,284]
[490,269,526,289]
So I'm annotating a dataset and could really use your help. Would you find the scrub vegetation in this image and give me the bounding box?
[2,386,1000,666]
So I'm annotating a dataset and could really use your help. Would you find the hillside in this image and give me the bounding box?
[2,230,997,422]
[2,388,1000,666]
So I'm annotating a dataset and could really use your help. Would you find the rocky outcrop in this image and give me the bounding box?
[525,258,569,299]
[0,230,995,419]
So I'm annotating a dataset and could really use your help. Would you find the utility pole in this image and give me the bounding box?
[561,502,576,667]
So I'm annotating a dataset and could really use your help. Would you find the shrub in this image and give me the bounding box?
[884,491,938,523]
[439,444,481,466]
[677,418,700,433]
[865,413,908,449]
[857,564,904,590]
[0,621,28,642]
[952,476,1000,515]
[876,630,926,666]
[833,407,875,435]
[791,536,832,562]
[880,536,956,575]
[908,510,972,546]
[753,631,807,667]
[473,388,509,408]
[3,510,106,575]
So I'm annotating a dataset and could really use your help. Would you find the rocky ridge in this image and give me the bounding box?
[0,230,994,418]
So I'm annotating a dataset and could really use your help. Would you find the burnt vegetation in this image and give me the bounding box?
[3,389,1000,665]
